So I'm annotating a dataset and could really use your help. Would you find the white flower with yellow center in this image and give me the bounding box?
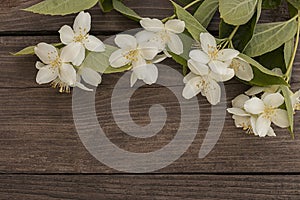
[227,94,276,137]
[244,93,289,137]
[109,34,159,86]
[139,18,185,55]
[59,11,105,66]
[182,54,221,105]
[227,57,253,81]
[34,43,78,87]
[190,33,239,80]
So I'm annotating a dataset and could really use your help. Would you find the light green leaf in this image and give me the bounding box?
[194,0,218,28]
[243,18,298,57]
[287,0,300,10]
[112,0,141,21]
[13,43,63,56]
[99,0,113,12]
[219,0,258,25]
[281,86,294,137]
[23,0,98,15]
[171,1,207,41]
[239,53,288,86]
[284,38,295,69]
[81,45,131,74]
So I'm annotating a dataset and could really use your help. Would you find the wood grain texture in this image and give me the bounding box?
[0,175,300,200]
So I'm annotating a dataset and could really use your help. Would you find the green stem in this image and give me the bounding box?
[162,0,203,23]
[286,12,300,83]
[221,26,240,49]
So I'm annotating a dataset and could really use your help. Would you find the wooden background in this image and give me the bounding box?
[1,0,300,199]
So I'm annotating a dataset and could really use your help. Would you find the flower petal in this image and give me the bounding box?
[210,69,235,82]
[267,127,276,137]
[165,19,185,33]
[250,116,258,136]
[59,63,77,86]
[73,11,91,35]
[109,49,131,68]
[200,33,217,54]
[182,77,202,99]
[233,58,254,81]
[202,77,221,105]
[183,72,198,84]
[130,72,138,87]
[244,97,265,114]
[80,67,102,86]
[209,60,234,81]
[135,30,156,44]
[76,81,93,92]
[36,65,58,84]
[132,63,158,85]
[35,61,45,69]
[227,108,250,116]
[245,86,265,96]
[60,42,82,63]
[84,35,105,52]
[72,44,86,66]
[271,109,289,128]
[167,33,183,55]
[256,115,271,137]
[115,34,137,50]
[216,49,239,62]
[232,94,250,108]
[232,115,250,128]
[263,93,284,108]
[59,25,74,45]
[188,59,209,76]
[139,42,159,60]
[34,43,58,64]
[189,50,210,64]
[140,18,164,32]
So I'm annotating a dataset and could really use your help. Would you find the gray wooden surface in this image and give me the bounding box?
[1,0,300,199]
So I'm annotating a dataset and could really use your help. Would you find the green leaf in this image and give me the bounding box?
[284,38,295,69]
[219,13,258,52]
[171,1,207,41]
[219,0,258,25]
[23,0,98,15]
[287,0,300,10]
[99,0,113,12]
[255,45,286,73]
[194,0,218,28]
[262,0,282,9]
[13,43,63,56]
[112,0,141,21]
[288,3,298,17]
[281,86,294,136]
[239,53,288,86]
[81,45,131,74]
[243,18,298,57]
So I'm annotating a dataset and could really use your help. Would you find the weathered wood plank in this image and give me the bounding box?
[0,0,291,33]
[0,175,299,199]
[0,81,299,173]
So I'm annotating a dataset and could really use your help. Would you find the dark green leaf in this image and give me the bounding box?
[262,0,282,9]
[99,0,113,12]
[112,0,141,21]
[287,0,300,10]
[194,0,218,28]
[171,1,207,41]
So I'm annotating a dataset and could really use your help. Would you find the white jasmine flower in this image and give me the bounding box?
[139,18,185,55]
[109,34,159,86]
[182,57,221,105]
[190,33,239,80]
[227,57,253,81]
[244,93,289,137]
[34,42,78,87]
[77,67,102,87]
[227,94,276,137]
[59,11,105,66]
